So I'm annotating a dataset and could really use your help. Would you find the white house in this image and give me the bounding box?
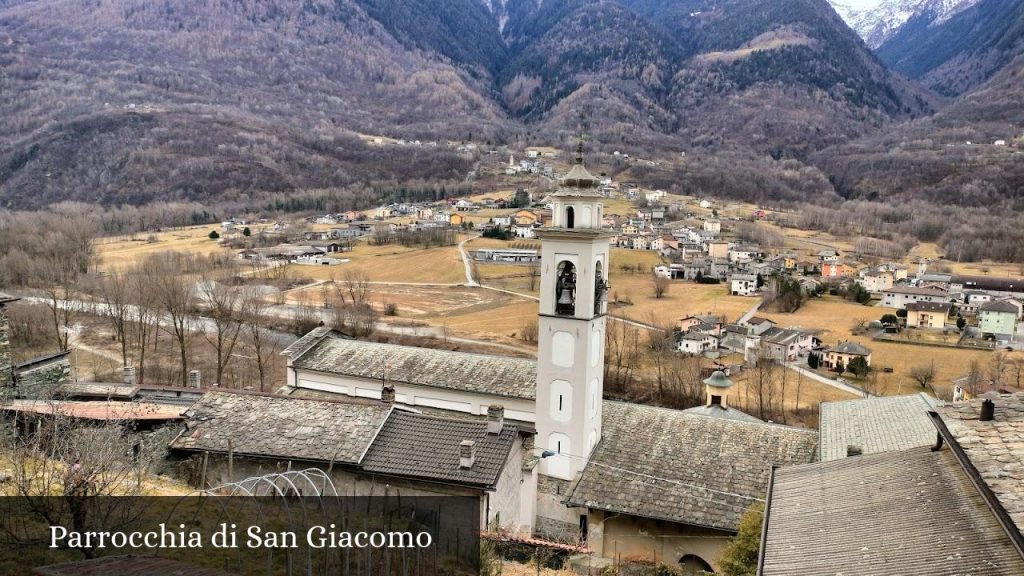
[676,331,718,355]
[881,286,951,309]
[731,274,759,296]
[703,220,721,234]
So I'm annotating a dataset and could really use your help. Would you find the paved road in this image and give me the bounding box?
[737,300,762,325]
[785,362,870,397]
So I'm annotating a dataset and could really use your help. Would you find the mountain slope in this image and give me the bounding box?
[0,0,504,208]
[831,0,979,49]
[0,0,935,209]
[876,0,1024,96]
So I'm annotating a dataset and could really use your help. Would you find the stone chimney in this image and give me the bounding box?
[981,398,995,422]
[381,383,396,404]
[487,405,504,435]
[522,433,535,453]
[123,365,137,386]
[459,440,476,469]
[188,370,202,389]
[847,445,863,457]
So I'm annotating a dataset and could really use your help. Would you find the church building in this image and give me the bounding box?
[282,146,818,571]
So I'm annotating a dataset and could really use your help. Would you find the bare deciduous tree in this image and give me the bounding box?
[651,273,670,299]
[909,362,936,390]
[144,256,195,387]
[201,281,244,387]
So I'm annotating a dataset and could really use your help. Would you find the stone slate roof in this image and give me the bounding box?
[819,393,940,461]
[361,411,517,489]
[939,393,1024,531]
[281,326,334,358]
[760,446,1024,576]
[681,404,763,424]
[567,401,818,532]
[829,341,871,356]
[292,336,537,400]
[170,391,391,465]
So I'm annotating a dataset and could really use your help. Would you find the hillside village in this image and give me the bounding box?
[2,150,1024,575]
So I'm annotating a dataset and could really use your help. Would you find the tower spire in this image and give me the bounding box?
[575,138,584,165]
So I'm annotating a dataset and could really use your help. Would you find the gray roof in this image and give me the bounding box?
[170,391,391,464]
[939,393,1024,531]
[567,401,818,532]
[361,411,517,489]
[760,446,1024,576]
[905,301,952,313]
[281,326,334,358]
[829,341,871,356]
[981,300,1020,314]
[56,382,139,400]
[681,404,763,423]
[819,393,940,461]
[292,336,537,400]
[760,328,807,346]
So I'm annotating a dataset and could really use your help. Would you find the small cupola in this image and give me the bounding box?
[550,139,604,230]
[703,370,734,408]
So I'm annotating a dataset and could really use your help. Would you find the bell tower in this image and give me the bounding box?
[535,142,611,482]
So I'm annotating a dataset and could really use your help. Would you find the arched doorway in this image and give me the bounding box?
[566,206,575,229]
[678,554,714,575]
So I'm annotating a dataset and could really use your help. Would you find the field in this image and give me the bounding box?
[607,275,754,326]
[95,225,237,269]
[285,238,469,284]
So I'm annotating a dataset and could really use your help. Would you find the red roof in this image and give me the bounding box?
[2,400,186,422]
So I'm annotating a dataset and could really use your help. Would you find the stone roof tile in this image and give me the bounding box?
[170,391,391,464]
[819,393,940,461]
[292,336,536,399]
[567,401,817,532]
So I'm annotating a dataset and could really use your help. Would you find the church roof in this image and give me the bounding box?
[567,401,818,532]
[552,140,602,197]
[681,404,763,423]
[291,335,537,400]
[819,393,940,462]
[361,411,518,489]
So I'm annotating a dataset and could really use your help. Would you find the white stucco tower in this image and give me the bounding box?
[535,143,612,482]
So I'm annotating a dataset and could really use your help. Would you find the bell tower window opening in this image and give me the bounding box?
[594,260,606,315]
[566,206,575,229]
[555,261,577,316]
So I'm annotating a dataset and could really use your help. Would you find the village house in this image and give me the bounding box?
[905,301,952,329]
[860,270,894,293]
[450,213,466,227]
[817,393,940,461]
[978,299,1022,339]
[169,391,534,532]
[822,341,872,371]
[755,328,816,364]
[730,273,758,296]
[630,235,651,250]
[514,209,539,226]
[728,245,760,264]
[679,314,725,337]
[702,219,721,234]
[881,285,951,309]
[707,241,730,259]
[675,330,718,355]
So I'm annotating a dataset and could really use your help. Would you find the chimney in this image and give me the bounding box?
[847,445,863,457]
[486,405,504,435]
[981,398,995,422]
[188,370,202,389]
[381,383,396,404]
[459,440,476,469]
[123,365,137,386]
[522,434,535,453]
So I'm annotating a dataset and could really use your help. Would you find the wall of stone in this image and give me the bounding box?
[16,358,71,400]
[534,473,580,540]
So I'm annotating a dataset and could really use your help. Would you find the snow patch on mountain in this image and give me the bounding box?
[830,0,979,49]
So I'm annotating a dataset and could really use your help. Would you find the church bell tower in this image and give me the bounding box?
[535,142,612,481]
